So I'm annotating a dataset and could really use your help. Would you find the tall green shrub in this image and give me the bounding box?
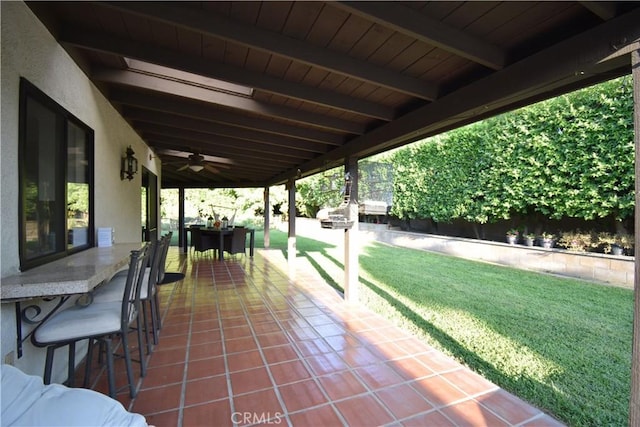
[391,77,634,223]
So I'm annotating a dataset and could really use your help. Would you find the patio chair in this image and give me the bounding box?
[93,236,167,352]
[191,228,219,257]
[223,227,248,257]
[31,244,150,399]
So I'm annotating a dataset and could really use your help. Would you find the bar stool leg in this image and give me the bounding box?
[43,347,55,385]
[66,341,76,387]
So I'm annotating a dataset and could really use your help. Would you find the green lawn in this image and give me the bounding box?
[256,230,633,427]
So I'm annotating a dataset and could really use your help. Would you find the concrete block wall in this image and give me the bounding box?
[360,224,634,288]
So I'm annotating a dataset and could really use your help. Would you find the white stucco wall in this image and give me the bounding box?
[1,2,161,379]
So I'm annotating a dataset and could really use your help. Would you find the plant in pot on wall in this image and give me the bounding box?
[523,232,536,247]
[615,232,634,256]
[540,232,555,248]
[506,229,519,245]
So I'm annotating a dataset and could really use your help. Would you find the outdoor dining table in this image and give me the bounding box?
[0,242,143,357]
[183,227,255,261]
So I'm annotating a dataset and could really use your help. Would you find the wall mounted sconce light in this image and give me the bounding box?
[120,145,138,181]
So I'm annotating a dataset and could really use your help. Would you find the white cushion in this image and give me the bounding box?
[1,364,148,426]
[93,268,152,303]
[33,301,127,344]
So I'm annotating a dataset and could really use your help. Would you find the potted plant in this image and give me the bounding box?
[506,229,519,245]
[523,232,536,247]
[615,233,634,256]
[540,232,554,248]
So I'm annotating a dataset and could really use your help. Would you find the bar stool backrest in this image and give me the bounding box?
[122,244,150,329]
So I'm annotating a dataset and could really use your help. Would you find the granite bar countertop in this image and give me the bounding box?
[1,243,143,302]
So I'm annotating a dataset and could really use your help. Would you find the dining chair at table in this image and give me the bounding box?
[31,244,150,399]
[191,227,219,257]
[223,227,248,258]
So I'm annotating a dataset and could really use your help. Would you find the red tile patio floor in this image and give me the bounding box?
[86,248,564,427]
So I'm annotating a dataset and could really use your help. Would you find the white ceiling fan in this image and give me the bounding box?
[159,149,233,174]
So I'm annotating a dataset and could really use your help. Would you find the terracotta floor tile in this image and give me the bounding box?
[324,333,361,352]
[478,389,547,425]
[262,344,300,364]
[184,374,229,406]
[415,351,461,374]
[140,363,185,389]
[305,353,349,376]
[337,346,382,368]
[402,410,456,427]
[189,341,225,361]
[131,383,182,415]
[230,366,273,395]
[521,414,566,426]
[375,384,433,419]
[412,375,468,407]
[313,323,346,337]
[227,349,264,372]
[223,325,253,339]
[442,369,498,396]
[146,347,187,368]
[191,319,220,332]
[159,323,191,336]
[142,409,179,427]
[288,404,344,426]
[317,371,368,401]
[295,339,334,357]
[232,388,284,426]
[187,356,227,380]
[252,321,282,334]
[286,326,319,342]
[182,399,233,427]
[278,379,328,412]
[256,331,291,348]
[441,399,509,426]
[389,356,435,381]
[355,364,406,390]
[334,394,394,426]
[269,359,312,385]
[225,336,259,354]
[190,329,222,344]
[156,334,189,349]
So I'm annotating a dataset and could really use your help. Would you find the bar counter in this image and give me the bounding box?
[1,243,142,302]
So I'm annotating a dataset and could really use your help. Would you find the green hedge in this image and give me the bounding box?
[392,77,635,224]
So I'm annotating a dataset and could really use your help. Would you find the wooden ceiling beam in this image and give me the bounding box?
[100,1,438,100]
[93,68,365,134]
[59,27,395,121]
[140,128,316,161]
[336,1,506,70]
[124,107,331,154]
[109,89,345,146]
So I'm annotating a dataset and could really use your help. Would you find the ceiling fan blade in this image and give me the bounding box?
[176,164,189,172]
[204,164,221,174]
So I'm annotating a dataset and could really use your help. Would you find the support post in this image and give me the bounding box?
[178,187,185,252]
[264,187,270,249]
[344,158,359,303]
[630,46,640,427]
[287,179,297,277]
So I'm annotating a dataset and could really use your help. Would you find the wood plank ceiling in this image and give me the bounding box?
[27,1,640,188]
